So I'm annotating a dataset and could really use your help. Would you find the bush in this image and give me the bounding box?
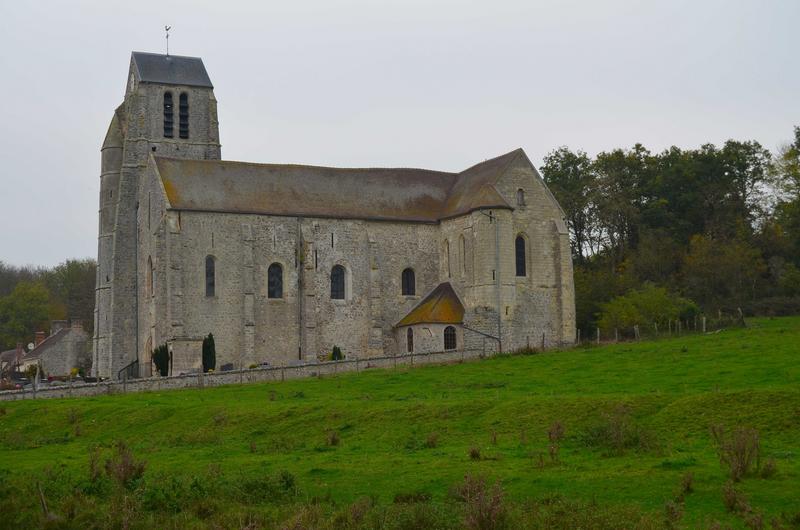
[597,284,698,334]
[744,296,800,317]
[235,470,299,504]
[722,480,750,513]
[710,425,760,481]
[452,474,507,530]
[152,343,170,377]
[581,404,655,456]
[202,333,216,373]
[104,441,146,490]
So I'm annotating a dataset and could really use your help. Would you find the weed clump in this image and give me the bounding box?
[760,458,777,479]
[104,441,146,490]
[213,410,228,427]
[424,432,439,449]
[452,474,507,530]
[710,424,760,481]
[581,404,655,456]
[722,480,749,513]
[326,430,340,447]
[469,446,481,461]
[393,491,432,504]
[547,421,565,463]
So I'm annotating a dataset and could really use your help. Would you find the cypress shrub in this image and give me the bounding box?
[152,344,170,377]
[202,333,216,373]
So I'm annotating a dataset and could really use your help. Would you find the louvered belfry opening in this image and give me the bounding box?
[178,93,189,139]
[163,92,174,138]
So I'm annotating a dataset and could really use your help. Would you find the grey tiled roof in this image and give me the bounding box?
[132,51,213,88]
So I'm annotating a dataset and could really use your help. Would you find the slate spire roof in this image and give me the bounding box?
[131,51,213,88]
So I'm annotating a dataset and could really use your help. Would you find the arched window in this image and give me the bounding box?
[516,188,525,207]
[407,328,414,353]
[205,256,216,297]
[163,92,174,138]
[331,265,345,300]
[147,256,154,298]
[459,235,466,276]
[401,268,415,296]
[444,240,451,278]
[267,263,283,299]
[515,235,526,277]
[444,326,457,351]
[178,93,189,139]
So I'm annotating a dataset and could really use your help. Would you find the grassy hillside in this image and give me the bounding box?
[1,317,799,528]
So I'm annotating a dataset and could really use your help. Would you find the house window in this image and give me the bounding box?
[401,268,415,296]
[516,188,525,207]
[515,236,526,277]
[444,326,457,351]
[179,93,189,139]
[407,328,414,353]
[331,265,345,300]
[268,263,283,299]
[163,92,174,138]
[205,255,215,297]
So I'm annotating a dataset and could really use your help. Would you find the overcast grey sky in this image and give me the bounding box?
[0,0,797,267]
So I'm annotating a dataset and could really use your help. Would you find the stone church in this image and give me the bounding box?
[93,51,575,379]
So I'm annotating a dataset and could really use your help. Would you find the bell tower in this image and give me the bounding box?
[93,51,221,379]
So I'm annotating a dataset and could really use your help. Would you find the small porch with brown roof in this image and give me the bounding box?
[394,282,465,354]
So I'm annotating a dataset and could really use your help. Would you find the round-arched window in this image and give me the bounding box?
[331,265,346,300]
[401,268,415,296]
[444,326,457,351]
[268,263,283,299]
[515,235,526,277]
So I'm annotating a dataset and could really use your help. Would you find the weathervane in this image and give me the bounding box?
[165,25,172,56]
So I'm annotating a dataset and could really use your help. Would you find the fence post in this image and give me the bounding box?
[596,327,600,345]
[123,372,127,394]
[541,332,545,350]
[654,322,658,336]
[577,328,581,344]
[614,328,618,342]
[702,316,707,333]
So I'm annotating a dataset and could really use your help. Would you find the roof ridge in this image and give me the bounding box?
[132,50,204,61]
[24,328,69,359]
[456,148,524,176]
[153,156,459,177]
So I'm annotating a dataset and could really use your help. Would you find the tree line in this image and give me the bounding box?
[0,259,96,350]
[541,126,800,335]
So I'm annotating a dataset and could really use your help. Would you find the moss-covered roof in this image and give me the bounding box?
[395,282,465,327]
[152,149,523,223]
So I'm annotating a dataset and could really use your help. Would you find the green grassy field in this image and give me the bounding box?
[1,317,799,528]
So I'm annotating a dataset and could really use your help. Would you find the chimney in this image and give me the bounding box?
[34,331,46,348]
[15,342,23,362]
[70,319,83,330]
[51,320,68,335]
